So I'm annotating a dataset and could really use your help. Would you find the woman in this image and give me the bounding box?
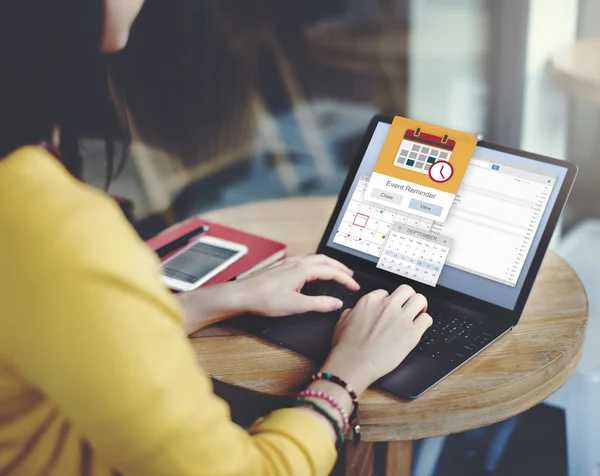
[0,1,432,475]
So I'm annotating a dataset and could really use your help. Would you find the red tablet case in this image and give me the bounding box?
[146,218,287,286]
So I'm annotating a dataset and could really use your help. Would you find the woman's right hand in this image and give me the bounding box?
[321,285,433,397]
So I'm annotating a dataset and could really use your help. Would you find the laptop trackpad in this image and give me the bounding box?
[264,312,340,363]
[377,353,448,399]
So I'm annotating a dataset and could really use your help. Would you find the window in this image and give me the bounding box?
[433,155,556,286]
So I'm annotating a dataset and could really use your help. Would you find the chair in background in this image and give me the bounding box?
[304,0,409,116]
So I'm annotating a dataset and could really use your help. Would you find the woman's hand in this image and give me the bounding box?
[234,255,360,317]
[177,254,359,334]
[318,285,432,396]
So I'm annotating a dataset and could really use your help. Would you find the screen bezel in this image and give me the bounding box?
[317,115,578,323]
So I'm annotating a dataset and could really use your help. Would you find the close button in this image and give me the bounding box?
[370,187,404,206]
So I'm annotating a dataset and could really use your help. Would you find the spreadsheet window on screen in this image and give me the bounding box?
[326,122,567,309]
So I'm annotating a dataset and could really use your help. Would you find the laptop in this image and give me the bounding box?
[234,114,578,399]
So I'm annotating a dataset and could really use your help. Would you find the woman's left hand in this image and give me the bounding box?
[234,254,360,317]
[177,255,359,334]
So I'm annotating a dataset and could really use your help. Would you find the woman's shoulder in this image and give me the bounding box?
[0,146,99,213]
[0,145,146,274]
[1,145,119,218]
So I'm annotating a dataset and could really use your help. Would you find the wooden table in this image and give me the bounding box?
[191,197,588,476]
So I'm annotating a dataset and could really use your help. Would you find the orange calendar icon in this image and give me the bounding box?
[364,116,478,222]
[394,128,455,175]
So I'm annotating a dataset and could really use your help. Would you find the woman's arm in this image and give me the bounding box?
[7,199,338,476]
[176,282,248,334]
[177,255,360,335]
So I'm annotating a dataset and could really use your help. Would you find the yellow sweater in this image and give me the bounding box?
[0,147,336,476]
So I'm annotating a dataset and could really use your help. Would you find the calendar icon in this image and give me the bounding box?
[376,224,453,286]
[393,128,456,175]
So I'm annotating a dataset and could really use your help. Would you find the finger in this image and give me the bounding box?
[358,289,388,304]
[305,254,355,276]
[332,308,352,346]
[291,295,344,314]
[340,308,352,320]
[401,293,429,319]
[304,264,360,291]
[414,312,433,332]
[285,255,306,264]
[265,259,287,270]
[386,284,416,307]
[369,289,389,298]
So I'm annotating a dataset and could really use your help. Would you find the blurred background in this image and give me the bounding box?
[77,0,600,474]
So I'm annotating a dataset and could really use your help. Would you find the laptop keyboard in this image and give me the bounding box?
[302,280,376,310]
[415,312,495,364]
[302,280,498,365]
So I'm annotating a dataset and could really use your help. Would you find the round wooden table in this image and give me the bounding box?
[549,38,600,104]
[190,197,588,476]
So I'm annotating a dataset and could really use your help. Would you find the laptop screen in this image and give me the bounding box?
[325,121,569,310]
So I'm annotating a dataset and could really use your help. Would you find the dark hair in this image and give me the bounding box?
[0,0,124,184]
[0,0,274,193]
[111,0,266,167]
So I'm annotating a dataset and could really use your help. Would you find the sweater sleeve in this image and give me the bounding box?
[5,193,337,476]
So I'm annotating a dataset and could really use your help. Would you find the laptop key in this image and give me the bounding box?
[448,337,479,355]
[415,338,436,354]
[426,347,449,359]
[443,352,468,366]
[473,332,494,347]
[441,333,456,343]
[415,308,491,360]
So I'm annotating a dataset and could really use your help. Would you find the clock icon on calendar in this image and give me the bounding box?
[428,160,454,183]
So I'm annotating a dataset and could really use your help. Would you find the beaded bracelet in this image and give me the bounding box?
[312,372,358,422]
[297,389,350,435]
[312,372,361,444]
[296,398,345,450]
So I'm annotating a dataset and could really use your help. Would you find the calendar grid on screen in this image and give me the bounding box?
[332,177,435,257]
[376,224,453,287]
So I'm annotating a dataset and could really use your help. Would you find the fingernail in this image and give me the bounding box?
[331,299,344,310]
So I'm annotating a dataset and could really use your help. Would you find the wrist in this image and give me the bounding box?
[177,281,248,334]
[228,279,262,315]
[221,280,251,315]
[231,278,287,317]
[296,382,352,447]
[319,351,373,398]
[307,379,354,416]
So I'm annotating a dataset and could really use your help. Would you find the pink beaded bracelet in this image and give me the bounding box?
[297,389,350,435]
